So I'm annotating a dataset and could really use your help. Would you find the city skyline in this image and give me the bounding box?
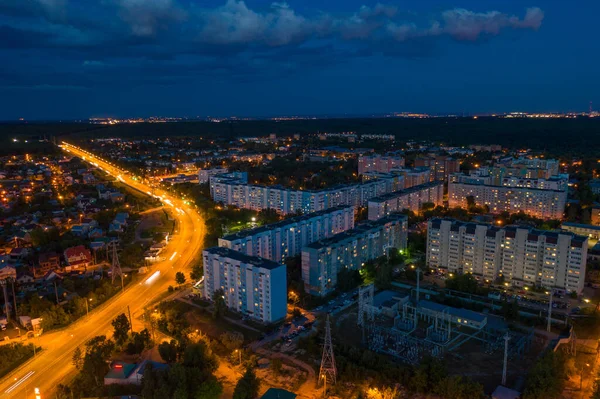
[1,1,599,120]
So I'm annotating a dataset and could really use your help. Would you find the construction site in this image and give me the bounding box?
[334,283,547,391]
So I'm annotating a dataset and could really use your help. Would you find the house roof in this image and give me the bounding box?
[260,388,297,399]
[105,363,137,379]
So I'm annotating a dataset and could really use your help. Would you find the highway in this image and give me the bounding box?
[0,142,206,398]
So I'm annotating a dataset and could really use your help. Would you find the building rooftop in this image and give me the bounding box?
[221,205,353,241]
[562,222,600,231]
[304,214,407,250]
[203,247,284,270]
[260,388,297,399]
[419,300,487,324]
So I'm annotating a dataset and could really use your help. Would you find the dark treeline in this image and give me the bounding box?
[2,117,600,156]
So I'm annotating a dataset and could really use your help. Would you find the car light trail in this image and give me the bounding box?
[169,252,177,261]
[5,371,35,394]
[145,271,160,285]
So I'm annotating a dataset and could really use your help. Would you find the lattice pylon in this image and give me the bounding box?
[110,241,123,285]
[319,315,337,387]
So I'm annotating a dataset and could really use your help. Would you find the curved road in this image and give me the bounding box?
[0,143,206,398]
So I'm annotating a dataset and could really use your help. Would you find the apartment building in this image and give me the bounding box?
[367,181,444,220]
[426,218,588,293]
[210,171,401,215]
[198,168,228,184]
[397,167,432,188]
[358,154,405,175]
[414,155,460,181]
[218,206,355,263]
[302,214,408,296]
[202,247,287,323]
[447,178,567,220]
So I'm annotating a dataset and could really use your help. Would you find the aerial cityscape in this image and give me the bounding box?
[1,1,600,399]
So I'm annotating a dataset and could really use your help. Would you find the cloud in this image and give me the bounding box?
[116,0,186,37]
[198,0,315,46]
[441,7,544,41]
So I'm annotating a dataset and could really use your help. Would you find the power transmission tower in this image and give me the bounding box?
[110,241,124,290]
[319,315,337,394]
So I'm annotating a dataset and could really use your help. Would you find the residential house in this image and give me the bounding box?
[64,245,93,272]
[34,252,61,278]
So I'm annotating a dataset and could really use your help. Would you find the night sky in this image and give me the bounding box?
[1,1,598,120]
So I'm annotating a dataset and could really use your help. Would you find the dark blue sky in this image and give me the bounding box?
[0,0,598,120]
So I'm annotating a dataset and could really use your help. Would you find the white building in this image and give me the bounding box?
[448,174,567,220]
[426,218,588,294]
[358,154,405,175]
[203,247,287,323]
[302,214,408,296]
[210,171,401,215]
[368,181,444,220]
[198,168,228,184]
[218,206,354,263]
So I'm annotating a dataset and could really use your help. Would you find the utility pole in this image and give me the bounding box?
[502,332,510,386]
[10,278,17,319]
[54,280,59,304]
[415,267,422,305]
[547,289,553,333]
[128,305,134,334]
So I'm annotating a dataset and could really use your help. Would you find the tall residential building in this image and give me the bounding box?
[202,247,287,323]
[396,167,432,188]
[302,214,408,296]
[414,155,460,181]
[218,206,355,263]
[358,154,405,175]
[426,218,588,293]
[367,181,444,220]
[198,168,228,184]
[448,174,567,220]
[210,172,402,215]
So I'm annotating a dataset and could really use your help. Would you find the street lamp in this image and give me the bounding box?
[86,298,93,317]
[234,349,241,365]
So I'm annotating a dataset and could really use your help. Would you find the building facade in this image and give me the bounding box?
[218,206,354,263]
[210,171,401,215]
[414,156,460,181]
[302,214,408,296]
[426,218,588,293]
[203,247,287,323]
[448,177,567,220]
[198,168,228,184]
[358,154,405,175]
[367,181,444,220]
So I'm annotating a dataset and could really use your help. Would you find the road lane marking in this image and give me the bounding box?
[5,371,35,394]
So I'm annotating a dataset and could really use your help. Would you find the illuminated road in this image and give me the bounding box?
[0,142,205,398]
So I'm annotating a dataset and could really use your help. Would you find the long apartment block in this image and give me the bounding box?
[210,171,403,215]
[367,181,444,220]
[202,247,287,323]
[302,214,408,296]
[218,205,355,263]
[426,218,588,293]
[448,172,567,219]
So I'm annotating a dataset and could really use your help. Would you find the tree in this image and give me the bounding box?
[233,367,261,399]
[72,346,83,369]
[220,331,244,353]
[195,377,223,399]
[158,340,178,363]
[190,264,203,281]
[522,351,567,399]
[126,328,151,355]
[292,308,302,319]
[182,341,219,374]
[112,313,131,345]
[213,289,227,319]
[271,358,283,376]
[175,271,186,285]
